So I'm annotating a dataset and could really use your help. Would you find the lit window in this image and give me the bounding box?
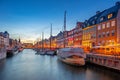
[98,25,101,30]
[102,24,105,29]
[111,20,115,27]
[108,14,113,19]
[107,22,110,28]
[103,32,105,37]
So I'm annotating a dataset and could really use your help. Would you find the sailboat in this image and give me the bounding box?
[37,32,46,55]
[46,24,55,56]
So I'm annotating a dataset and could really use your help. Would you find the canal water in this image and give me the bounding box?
[0,49,120,80]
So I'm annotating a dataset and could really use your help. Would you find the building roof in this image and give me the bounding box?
[97,3,120,23]
[83,2,120,29]
[56,31,63,37]
[0,32,4,37]
[0,31,9,38]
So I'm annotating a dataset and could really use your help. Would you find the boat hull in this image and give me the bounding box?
[58,56,85,66]
[36,51,46,55]
[18,48,23,52]
[46,51,55,55]
[57,47,86,66]
[7,50,18,57]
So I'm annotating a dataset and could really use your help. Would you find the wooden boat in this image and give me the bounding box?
[7,47,18,57]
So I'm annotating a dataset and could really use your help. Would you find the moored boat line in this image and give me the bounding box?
[35,48,56,56]
[0,31,23,59]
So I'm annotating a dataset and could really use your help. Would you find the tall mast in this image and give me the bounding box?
[39,36,41,49]
[64,11,66,32]
[18,36,21,43]
[37,39,39,49]
[50,24,52,50]
[42,32,44,51]
[40,36,42,48]
[63,11,66,48]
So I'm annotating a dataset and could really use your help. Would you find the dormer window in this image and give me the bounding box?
[108,13,113,19]
[92,20,95,25]
[83,24,86,28]
[87,23,90,26]
[95,17,97,19]
[100,17,104,22]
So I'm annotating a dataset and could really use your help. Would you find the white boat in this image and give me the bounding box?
[57,47,86,66]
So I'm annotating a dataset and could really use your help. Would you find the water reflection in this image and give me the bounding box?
[0,49,119,80]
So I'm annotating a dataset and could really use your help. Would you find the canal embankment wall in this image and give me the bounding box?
[86,54,120,71]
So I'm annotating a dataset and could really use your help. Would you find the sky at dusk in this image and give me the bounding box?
[0,0,119,43]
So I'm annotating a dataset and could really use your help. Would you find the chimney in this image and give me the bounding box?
[116,1,120,6]
[96,11,100,14]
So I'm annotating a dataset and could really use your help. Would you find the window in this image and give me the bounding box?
[100,17,104,22]
[91,34,95,39]
[98,34,101,38]
[107,31,110,37]
[107,22,110,28]
[102,24,105,29]
[95,17,97,19]
[106,48,110,51]
[103,32,105,37]
[112,30,115,36]
[87,23,90,26]
[83,25,86,28]
[92,20,95,24]
[84,36,85,40]
[94,26,96,30]
[93,34,96,38]
[91,35,93,39]
[98,25,101,30]
[108,14,113,19]
[111,20,115,27]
